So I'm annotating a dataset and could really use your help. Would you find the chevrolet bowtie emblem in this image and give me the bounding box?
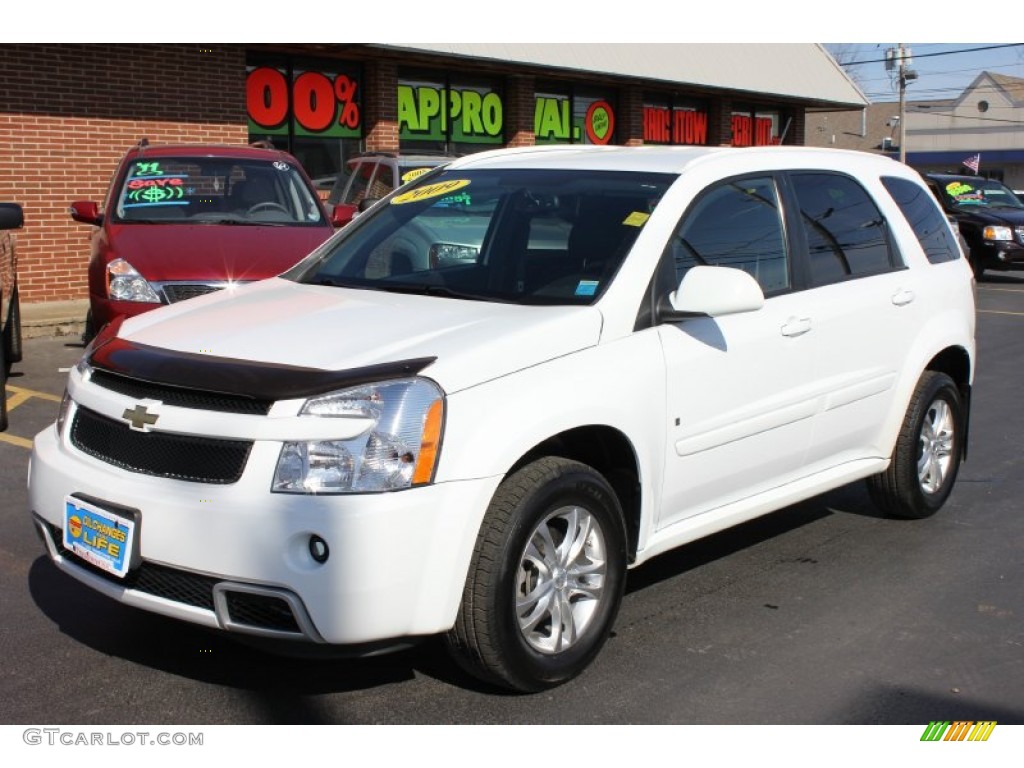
[122,404,159,431]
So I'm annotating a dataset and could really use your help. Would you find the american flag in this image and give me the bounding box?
[962,154,981,174]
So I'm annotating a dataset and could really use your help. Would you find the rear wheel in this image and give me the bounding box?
[2,282,20,374]
[446,457,627,692]
[867,371,963,519]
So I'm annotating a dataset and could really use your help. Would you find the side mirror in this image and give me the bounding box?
[70,200,102,226]
[0,202,23,230]
[659,265,765,322]
[330,203,357,228]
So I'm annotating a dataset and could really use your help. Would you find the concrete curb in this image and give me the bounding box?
[22,299,89,340]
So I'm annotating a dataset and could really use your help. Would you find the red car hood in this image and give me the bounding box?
[102,222,333,282]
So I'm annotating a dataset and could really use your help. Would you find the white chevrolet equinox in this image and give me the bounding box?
[29,146,976,692]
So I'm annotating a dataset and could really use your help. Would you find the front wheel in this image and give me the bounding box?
[867,371,964,519]
[446,457,627,692]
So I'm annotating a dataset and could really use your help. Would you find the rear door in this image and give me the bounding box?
[783,171,921,469]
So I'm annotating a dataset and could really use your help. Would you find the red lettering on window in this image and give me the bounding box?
[246,67,289,129]
[643,107,671,143]
[292,71,335,133]
[755,117,775,146]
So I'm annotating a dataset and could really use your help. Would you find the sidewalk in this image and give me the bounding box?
[22,299,89,340]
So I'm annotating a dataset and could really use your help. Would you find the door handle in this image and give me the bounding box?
[781,317,812,337]
[892,289,916,306]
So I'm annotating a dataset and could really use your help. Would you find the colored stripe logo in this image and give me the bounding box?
[920,721,997,741]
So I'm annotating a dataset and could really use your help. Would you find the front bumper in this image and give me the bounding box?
[29,422,501,647]
[978,240,1024,269]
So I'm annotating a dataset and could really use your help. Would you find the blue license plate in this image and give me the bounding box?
[63,496,136,578]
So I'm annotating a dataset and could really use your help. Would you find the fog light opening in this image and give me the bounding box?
[309,535,330,564]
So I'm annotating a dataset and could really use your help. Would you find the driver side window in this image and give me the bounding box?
[670,176,790,294]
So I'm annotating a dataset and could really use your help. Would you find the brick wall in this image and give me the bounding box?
[364,60,399,152]
[0,44,247,304]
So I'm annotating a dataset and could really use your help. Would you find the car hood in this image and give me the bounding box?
[115,278,604,394]
[102,223,334,282]
[953,207,1024,226]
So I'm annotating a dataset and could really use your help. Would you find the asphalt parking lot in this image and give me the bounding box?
[2,277,1023,725]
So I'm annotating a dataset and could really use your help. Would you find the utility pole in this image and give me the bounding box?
[886,45,918,164]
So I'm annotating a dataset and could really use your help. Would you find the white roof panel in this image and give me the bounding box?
[378,43,867,108]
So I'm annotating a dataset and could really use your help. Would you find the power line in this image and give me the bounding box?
[838,43,1024,67]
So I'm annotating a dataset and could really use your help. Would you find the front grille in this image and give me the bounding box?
[224,592,301,633]
[71,406,251,484]
[161,284,224,303]
[89,369,273,415]
[49,522,217,610]
[1015,226,1024,245]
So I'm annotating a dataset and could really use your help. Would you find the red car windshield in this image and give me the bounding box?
[113,157,325,225]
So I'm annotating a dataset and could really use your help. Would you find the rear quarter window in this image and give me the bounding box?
[882,176,961,264]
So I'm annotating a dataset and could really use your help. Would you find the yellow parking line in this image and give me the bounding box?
[978,286,1024,293]
[4,390,32,411]
[978,309,1024,316]
[5,385,62,403]
[0,432,33,449]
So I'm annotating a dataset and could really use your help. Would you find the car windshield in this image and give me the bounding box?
[290,168,674,305]
[112,157,324,225]
[939,178,1024,211]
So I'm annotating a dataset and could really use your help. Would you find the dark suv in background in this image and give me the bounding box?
[925,173,1024,277]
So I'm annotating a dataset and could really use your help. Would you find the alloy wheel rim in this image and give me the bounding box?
[918,398,955,494]
[515,505,608,654]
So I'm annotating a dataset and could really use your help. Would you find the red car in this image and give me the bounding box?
[71,141,340,341]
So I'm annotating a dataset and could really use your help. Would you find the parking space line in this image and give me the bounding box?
[978,309,1024,317]
[6,385,62,403]
[0,432,33,449]
[978,286,1024,294]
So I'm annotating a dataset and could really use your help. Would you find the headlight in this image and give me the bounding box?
[55,390,72,437]
[273,378,444,494]
[107,258,161,303]
[982,225,1013,241]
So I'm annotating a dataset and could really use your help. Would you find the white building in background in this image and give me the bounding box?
[806,71,1024,190]
[904,72,1024,188]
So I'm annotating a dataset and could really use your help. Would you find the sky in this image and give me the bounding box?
[827,43,1024,104]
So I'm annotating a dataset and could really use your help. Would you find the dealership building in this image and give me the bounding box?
[0,43,865,313]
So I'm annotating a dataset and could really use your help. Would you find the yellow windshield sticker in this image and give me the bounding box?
[392,179,470,205]
[623,211,650,227]
[401,167,431,184]
[946,181,973,197]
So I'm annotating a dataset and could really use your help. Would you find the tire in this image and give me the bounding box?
[3,282,21,374]
[0,338,8,432]
[446,457,627,692]
[867,371,963,519]
[81,309,96,346]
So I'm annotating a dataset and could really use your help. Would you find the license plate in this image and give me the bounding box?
[63,496,137,578]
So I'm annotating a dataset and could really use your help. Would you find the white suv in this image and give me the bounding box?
[29,146,976,692]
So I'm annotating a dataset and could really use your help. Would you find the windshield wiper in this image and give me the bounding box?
[375,282,493,301]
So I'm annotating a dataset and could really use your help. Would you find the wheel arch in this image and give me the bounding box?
[509,425,643,563]
[925,344,973,459]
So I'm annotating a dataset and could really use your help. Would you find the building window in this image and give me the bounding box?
[398,69,505,155]
[731,106,787,147]
[534,85,617,145]
[643,94,709,145]
[246,53,363,187]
